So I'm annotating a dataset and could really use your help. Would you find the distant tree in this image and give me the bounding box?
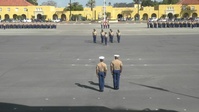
[141,0,153,6]
[41,0,57,7]
[113,2,133,7]
[27,0,38,5]
[161,0,179,4]
[86,0,96,11]
[133,0,141,4]
[108,2,111,6]
[64,2,83,11]
[106,12,111,18]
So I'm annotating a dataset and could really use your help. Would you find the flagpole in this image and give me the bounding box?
[103,0,106,21]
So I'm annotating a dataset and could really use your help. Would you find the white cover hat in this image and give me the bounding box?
[99,56,105,59]
[114,54,120,57]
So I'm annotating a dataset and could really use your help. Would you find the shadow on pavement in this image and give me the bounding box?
[89,81,114,89]
[130,82,199,99]
[0,102,178,112]
[75,83,99,92]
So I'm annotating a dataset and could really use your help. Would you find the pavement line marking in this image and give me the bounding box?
[68,64,199,67]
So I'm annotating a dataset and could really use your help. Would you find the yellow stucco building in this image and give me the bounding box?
[0,0,199,22]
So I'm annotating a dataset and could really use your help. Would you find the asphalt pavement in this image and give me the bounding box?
[0,23,199,112]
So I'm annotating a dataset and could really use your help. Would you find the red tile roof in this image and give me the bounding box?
[0,0,34,6]
[177,0,199,5]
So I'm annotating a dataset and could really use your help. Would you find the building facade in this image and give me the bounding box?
[0,0,199,21]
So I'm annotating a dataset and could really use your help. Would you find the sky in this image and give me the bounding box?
[38,0,162,7]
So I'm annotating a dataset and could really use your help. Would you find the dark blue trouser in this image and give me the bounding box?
[110,36,113,43]
[93,35,96,43]
[117,36,120,43]
[101,35,104,43]
[113,70,121,89]
[104,38,107,45]
[98,72,105,91]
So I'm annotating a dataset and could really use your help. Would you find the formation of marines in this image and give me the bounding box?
[92,29,121,45]
[0,22,57,29]
[101,20,110,29]
[147,20,199,28]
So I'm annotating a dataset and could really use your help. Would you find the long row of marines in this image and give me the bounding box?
[147,20,199,28]
[0,22,57,29]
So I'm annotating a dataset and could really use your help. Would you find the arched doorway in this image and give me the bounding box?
[192,13,198,18]
[143,13,148,20]
[13,14,17,20]
[168,13,173,20]
[37,14,42,20]
[5,14,10,20]
[53,14,58,20]
[117,14,123,21]
[61,14,66,21]
[183,13,189,18]
[151,13,157,18]
[22,14,26,19]
[134,13,139,21]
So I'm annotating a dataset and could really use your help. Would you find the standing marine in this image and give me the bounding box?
[92,29,97,43]
[100,29,105,43]
[110,55,123,90]
[116,29,121,43]
[109,29,114,43]
[104,32,108,46]
[96,56,107,92]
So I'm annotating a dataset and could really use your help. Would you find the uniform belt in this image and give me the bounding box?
[113,69,120,71]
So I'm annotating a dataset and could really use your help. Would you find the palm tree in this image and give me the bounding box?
[134,0,141,4]
[108,2,111,6]
[86,0,96,11]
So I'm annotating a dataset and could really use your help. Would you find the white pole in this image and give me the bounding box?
[103,0,106,22]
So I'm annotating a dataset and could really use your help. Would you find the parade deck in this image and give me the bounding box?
[0,23,199,112]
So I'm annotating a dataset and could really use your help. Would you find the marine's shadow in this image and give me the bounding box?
[84,40,93,43]
[84,40,106,45]
[89,81,114,89]
[75,83,99,92]
[130,82,199,100]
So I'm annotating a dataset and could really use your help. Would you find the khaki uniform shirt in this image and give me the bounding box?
[101,32,105,36]
[110,32,114,36]
[105,34,108,38]
[93,31,97,36]
[110,59,123,71]
[116,32,121,36]
[96,62,107,73]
